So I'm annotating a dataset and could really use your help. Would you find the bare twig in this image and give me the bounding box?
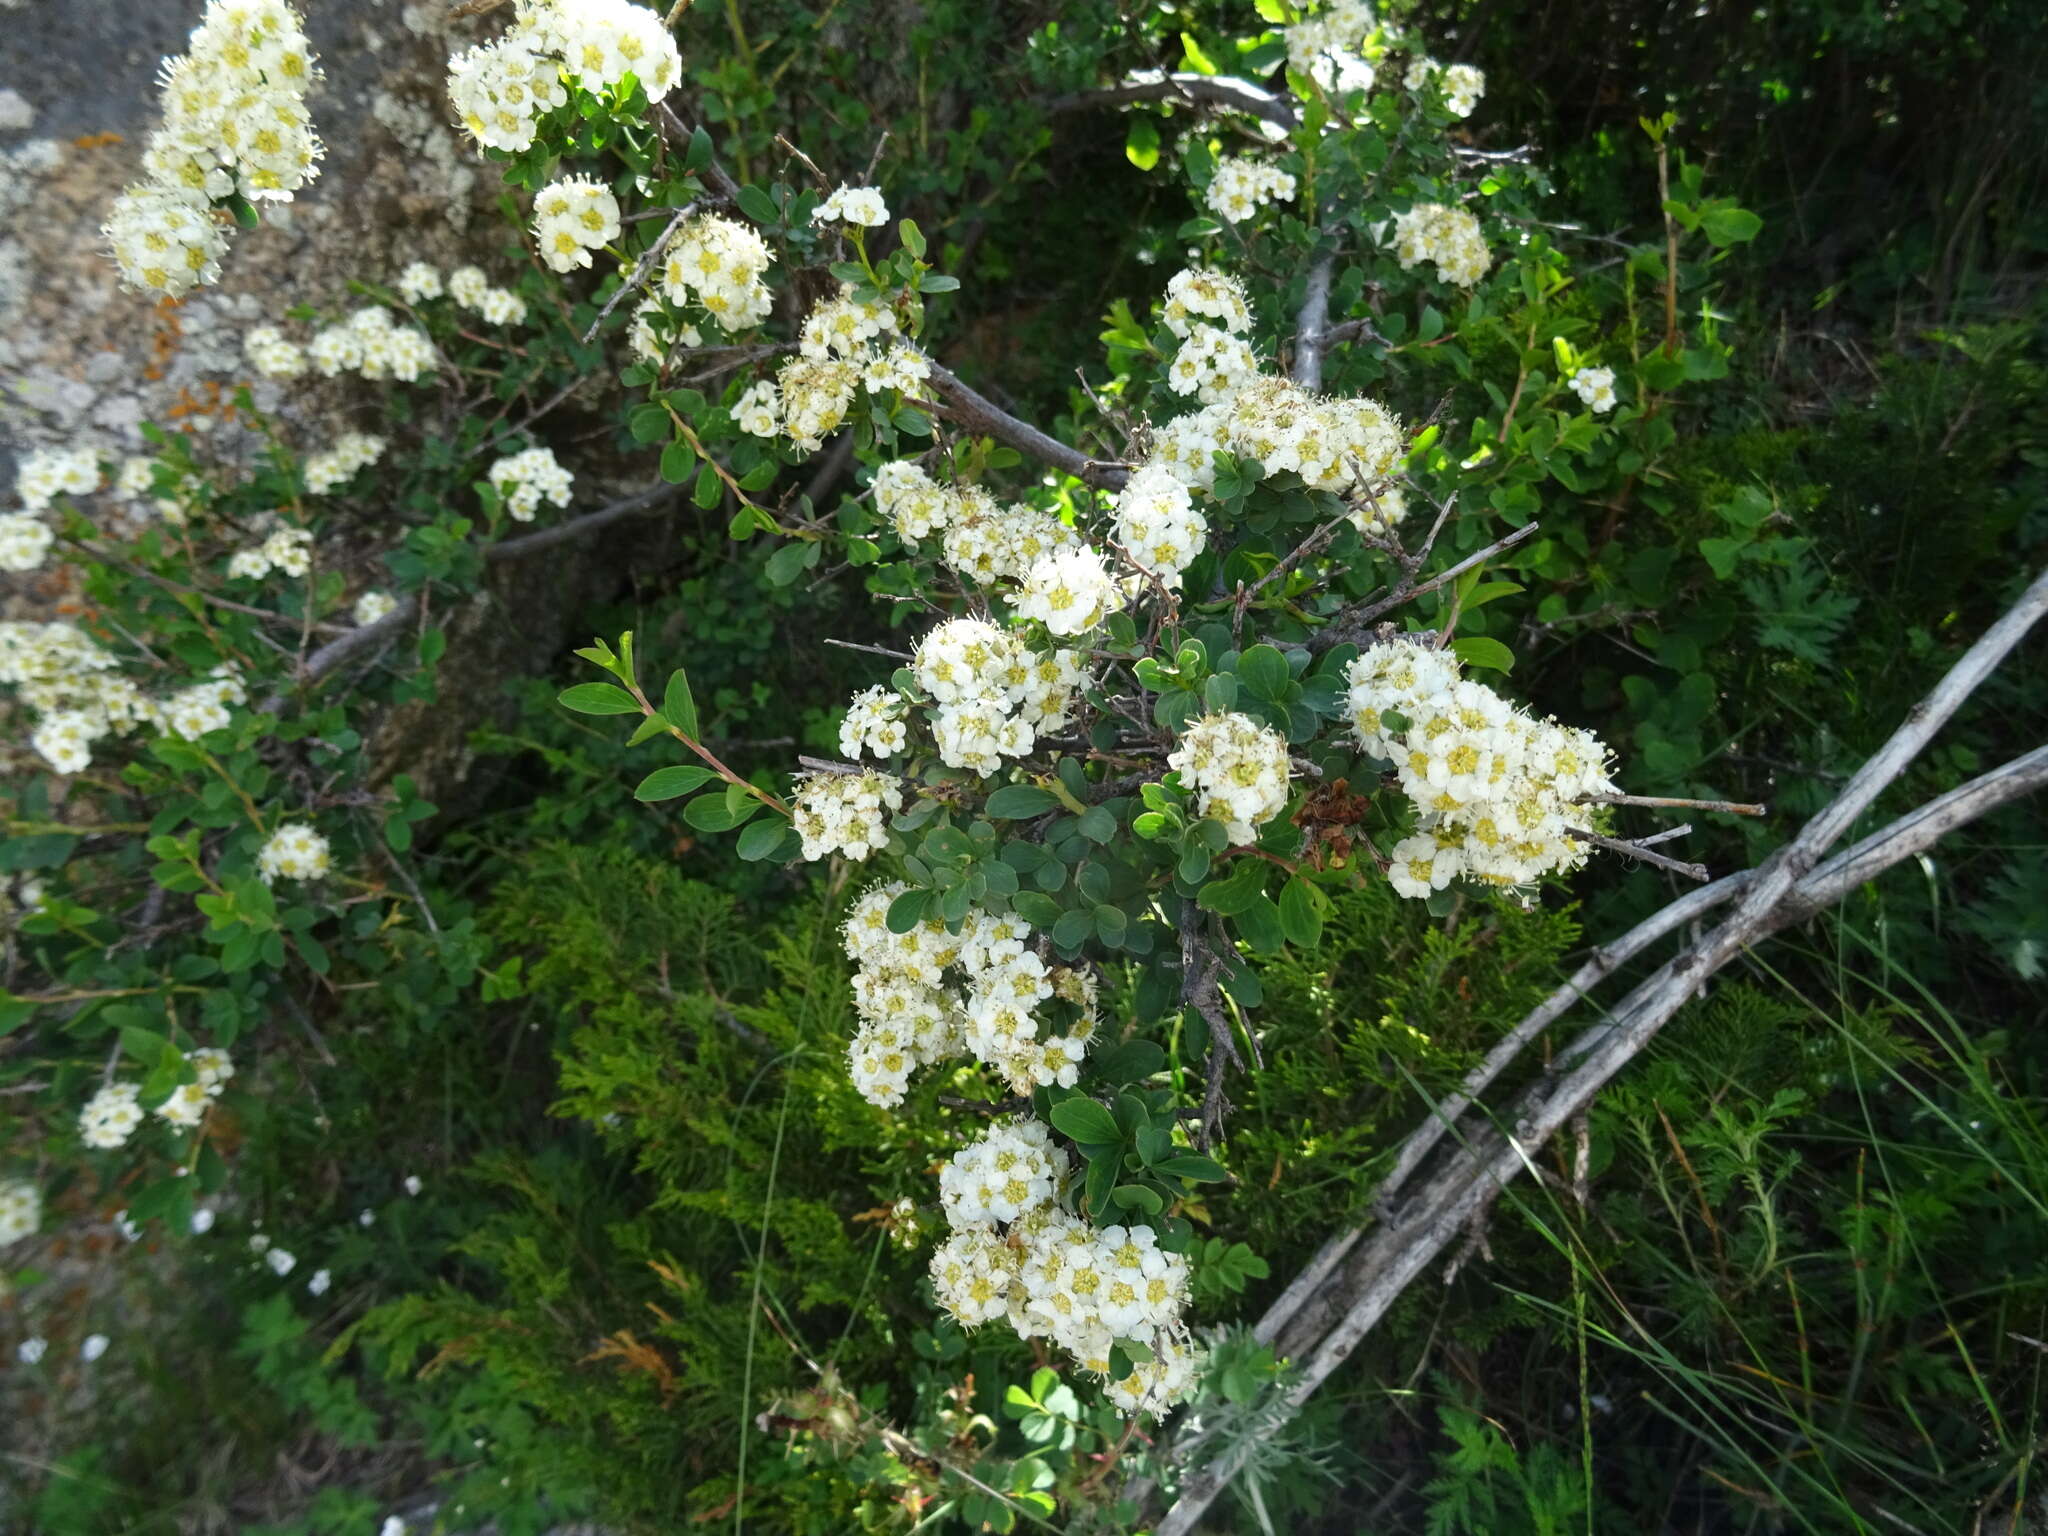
[1045,71,1301,133]
[1292,249,1337,391]
[1579,791,1768,817]
[1147,570,2048,1536]
[1306,522,1540,652]
[581,201,696,344]
[922,363,1130,491]
[1563,825,1710,882]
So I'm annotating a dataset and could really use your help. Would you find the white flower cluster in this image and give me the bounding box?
[1164,321,1260,404]
[17,447,102,511]
[449,264,529,326]
[758,286,928,451]
[658,213,775,334]
[79,1082,144,1149]
[353,589,398,626]
[0,514,54,573]
[305,431,388,494]
[871,462,1080,583]
[1167,711,1293,844]
[226,524,313,582]
[533,175,621,273]
[1404,56,1486,117]
[449,0,681,155]
[1162,268,1252,338]
[1348,639,1618,895]
[842,887,1100,1102]
[104,0,324,297]
[257,822,332,883]
[1113,463,1210,589]
[1146,375,1404,507]
[3,624,254,772]
[792,769,903,862]
[1571,365,1618,413]
[1205,155,1297,225]
[914,618,1085,775]
[1285,0,1380,95]
[396,262,443,303]
[487,445,574,521]
[928,1118,1200,1414]
[285,306,439,382]
[811,184,890,228]
[0,1179,39,1246]
[1015,547,1124,636]
[839,685,909,759]
[1391,201,1490,288]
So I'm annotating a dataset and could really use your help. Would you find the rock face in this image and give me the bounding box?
[0,0,643,812]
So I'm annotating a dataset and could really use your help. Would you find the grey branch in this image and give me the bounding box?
[1149,568,2048,1535]
[923,363,1130,491]
[1045,71,1301,132]
[1293,250,1337,391]
[298,483,678,683]
[582,201,696,344]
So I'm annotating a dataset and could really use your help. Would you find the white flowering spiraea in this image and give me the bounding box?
[0,1179,40,1246]
[925,1117,1201,1414]
[1571,365,1619,413]
[1285,0,1381,95]
[532,175,622,273]
[839,685,909,760]
[257,822,332,883]
[1404,55,1486,117]
[791,769,903,862]
[1014,547,1124,636]
[487,445,574,521]
[304,432,388,495]
[80,1082,145,1150]
[1348,638,1618,895]
[1391,202,1491,288]
[448,0,681,156]
[1205,155,1297,225]
[812,185,890,228]
[1168,712,1293,845]
[353,589,398,626]
[104,0,325,297]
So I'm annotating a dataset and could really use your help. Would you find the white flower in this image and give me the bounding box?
[379,1519,408,1536]
[812,184,890,228]
[661,214,775,334]
[358,1208,376,1227]
[476,286,527,326]
[487,445,574,521]
[0,1179,40,1246]
[1114,462,1208,586]
[266,1247,297,1276]
[1015,547,1122,636]
[533,175,622,272]
[839,685,909,760]
[1390,202,1490,288]
[307,1268,331,1296]
[80,1081,144,1149]
[1167,711,1292,845]
[304,432,386,494]
[403,1175,422,1196]
[245,324,308,378]
[190,1207,217,1235]
[395,261,443,302]
[448,265,490,308]
[733,380,781,438]
[155,1081,212,1129]
[32,708,106,775]
[17,1336,47,1364]
[353,589,397,626]
[80,1333,110,1363]
[792,769,903,862]
[1204,155,1296,225]
[15,447,100,511]
[257,823,331,883]
[1571,365,1618,413]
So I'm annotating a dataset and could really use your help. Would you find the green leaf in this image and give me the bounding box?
[886,888,930,933]
[1700,205,1763,246]
[1076,804,1117,843]
[1234,644,1290,699]
[899,218,926,258]
[635,765,716,801]
[692,462,723,510]
[1198,862,1266,915]
[1091,1040,1165,1084]
[659,437,697,484]
[1179,30,1219,74]
[764,540,818,586]
[985,784,1059,819]
[683,794,745,832]
[1112,1183,1165,1215]
[1155,1153,1229,1183]
[1049,1098,1121,1146]
[628,402,671,444]
[916,272,961,294]
[1011,891,1063,928]
[661,669,700,739]
[558,682,640,715]
[736,817,791,861]
[1125,116,1161,172]
[735,184,779,225]
[1278,878,1324,947]
[1449,636,1515,673]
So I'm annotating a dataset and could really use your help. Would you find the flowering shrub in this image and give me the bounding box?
[3,0,1769,1504]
